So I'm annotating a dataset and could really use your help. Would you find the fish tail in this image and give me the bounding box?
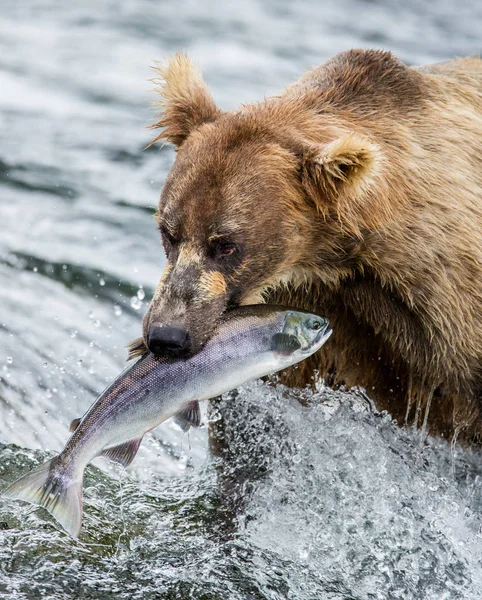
[4,457,84,539]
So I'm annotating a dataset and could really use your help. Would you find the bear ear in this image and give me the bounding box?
[300,133,383,216]
[149,54,221,148]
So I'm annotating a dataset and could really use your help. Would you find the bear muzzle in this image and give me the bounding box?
[146,323,192,357]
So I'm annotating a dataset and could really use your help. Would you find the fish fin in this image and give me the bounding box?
[174,401,202,432]
[127,337,148,361]
[271,333,302,355]
[69,418,81,432]
[101,437,143,467]
[4,459,83,539]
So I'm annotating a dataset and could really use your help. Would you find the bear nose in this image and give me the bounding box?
[147,325,192,357]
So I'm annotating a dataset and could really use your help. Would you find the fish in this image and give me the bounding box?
[4,305,332,538]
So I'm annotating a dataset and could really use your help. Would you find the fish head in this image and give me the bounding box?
[270,310,332,363]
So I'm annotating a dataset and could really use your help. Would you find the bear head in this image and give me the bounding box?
[143,53,388,357]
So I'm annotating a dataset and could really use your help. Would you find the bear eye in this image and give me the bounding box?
[217,242,238,257]
[160,226,178,249]
[210,239,239,260]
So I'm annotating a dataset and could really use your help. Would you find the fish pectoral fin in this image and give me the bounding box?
[101,437,143,467]
[174,401,202,432]
[69,418,81,433]
[271,333,301,355]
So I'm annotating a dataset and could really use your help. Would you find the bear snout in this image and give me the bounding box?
[146,323,192,357]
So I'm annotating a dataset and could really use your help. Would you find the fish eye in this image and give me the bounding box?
[312,320,321,330]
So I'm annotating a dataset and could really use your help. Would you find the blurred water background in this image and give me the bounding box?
[1,1,482,598]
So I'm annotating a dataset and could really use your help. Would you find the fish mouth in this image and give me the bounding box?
[321,327,333,342]
[300,323,332,356]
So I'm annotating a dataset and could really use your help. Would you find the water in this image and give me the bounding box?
[1,1,482,598]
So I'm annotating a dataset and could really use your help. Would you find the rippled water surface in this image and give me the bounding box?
[1,1,482,598]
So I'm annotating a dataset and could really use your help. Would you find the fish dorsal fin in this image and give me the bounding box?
[174,401,201,432]
[69,418,81,432]
[271,333,301,355]
[101,437,143,467]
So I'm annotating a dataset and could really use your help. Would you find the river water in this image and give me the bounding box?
[1,1,482,598]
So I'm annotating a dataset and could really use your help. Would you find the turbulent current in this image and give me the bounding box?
[1,1,482,598]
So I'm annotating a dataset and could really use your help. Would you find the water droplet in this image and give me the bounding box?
[93,319,101,328]
[33,267,38,273]
[137,288,145,300]
[43,362,48,368]
[299,548,309,561]
[77,359,83,366]
[6,356,12,364]
[99,278,105,286]
[130,296,142,310]
[70,330,78,338]
[113,305,122,317]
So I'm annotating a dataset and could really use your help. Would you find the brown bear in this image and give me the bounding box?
[131,49,482,444]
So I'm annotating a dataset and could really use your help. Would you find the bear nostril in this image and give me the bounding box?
[147,325,192,357]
